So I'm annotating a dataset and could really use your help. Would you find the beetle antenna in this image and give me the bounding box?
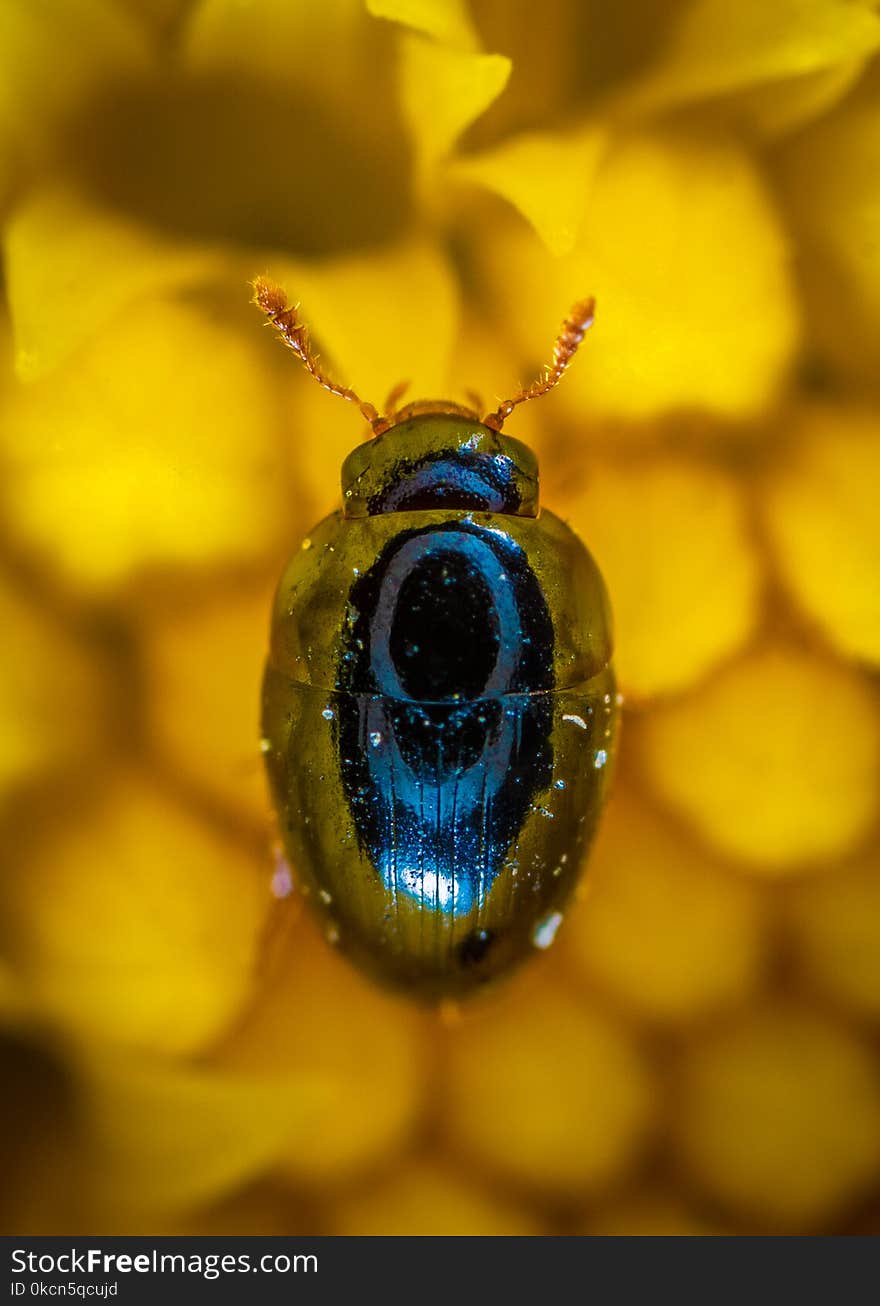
[483,298,595,431]
[251,277,383,429]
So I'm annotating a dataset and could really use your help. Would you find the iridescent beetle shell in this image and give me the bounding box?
[254,281,618,999]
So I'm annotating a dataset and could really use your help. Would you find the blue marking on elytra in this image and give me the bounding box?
[336,521,554,917]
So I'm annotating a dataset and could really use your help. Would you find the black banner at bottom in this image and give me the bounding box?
[1,1234,874,1302]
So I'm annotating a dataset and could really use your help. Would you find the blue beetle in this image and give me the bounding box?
[255,280,617,999]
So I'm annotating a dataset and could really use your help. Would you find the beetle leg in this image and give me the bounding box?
[383,378,411,421]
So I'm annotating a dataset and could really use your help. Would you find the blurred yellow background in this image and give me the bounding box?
[1,0,880,1236]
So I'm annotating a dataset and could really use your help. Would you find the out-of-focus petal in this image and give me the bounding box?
[4,187,221,381]
[0,296,289,594]
[634,644,880,873]
[450,126,605,255]
[397,31,511,180]
[184,0,374,96]
[778,85,880,382]
[5,772,269,1055]
[117,0,192,39]
[615,0,880,124]
[761,406,880,667]
[565,792,764,1025]
[787,846,880,1020]
[142,580,275,825]
[219,921,424,1184]
[77,1051,320,1217]
[367,0,478,49]
[445,973,654,1196]
[723,58,867,139]
[0,0,149,160]
[481,128,798,421]
[675,1003,880,1228]
[566,455,761,698]
[330,1160,543,1235]
[0,574,104,796]
[580,1188,733,1236]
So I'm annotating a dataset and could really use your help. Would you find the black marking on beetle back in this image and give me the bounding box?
[390,549,501,701]
[366,447,523,516]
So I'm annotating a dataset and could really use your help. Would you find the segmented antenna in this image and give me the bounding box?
[253,278,595,436]
[483,298,595,432]
[252,277,384,429]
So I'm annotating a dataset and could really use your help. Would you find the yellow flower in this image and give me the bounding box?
[1,0,879,1237]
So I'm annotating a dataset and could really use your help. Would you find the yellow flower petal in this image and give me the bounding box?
[581,1188,732,1236]
[450,125,605,255]
[5,187,220,381]
[78,1051,318,1216]
[6,772,269,1055]
[787,846,880,1020]
[724,57,867,139]
[566,455,761,699]
[142,581,275,825]
[566,792,764,1024]
[268,239,459,417]
[481,128,798,421]
[119,0,192,39]
[184,0,372,94]
[155,1185,310,1237]
[0,0,149,156]
[219,921,424,1184]
[634,644,880,873]
[367,0,478,49]
[0,574,103,795]
[0,296,289,594]
[779,85,880,380]
[330,1161,543,1236]
[398,31,511,179]
[676,1003,880,1228]
[446,974,654,1196]
[762,406,880,667]
[616,0,880,120]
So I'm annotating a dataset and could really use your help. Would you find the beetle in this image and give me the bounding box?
[253,278,618,1000]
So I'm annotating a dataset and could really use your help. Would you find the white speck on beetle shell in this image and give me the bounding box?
[595,749,608,768]
[562,713,588,730]
[532,911,563,949]
[369,731,383,748]
[322,707,335,720]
